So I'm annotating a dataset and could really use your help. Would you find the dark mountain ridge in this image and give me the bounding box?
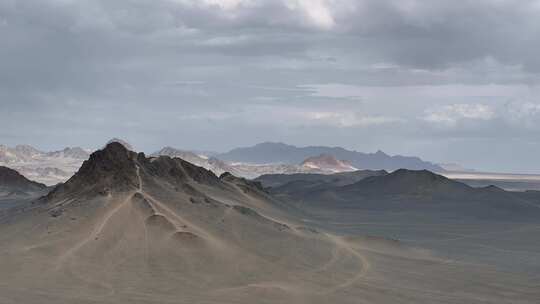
[0,166,47,196]
[342,169,473,197]
[0,166,48,209]
[270,168,540,220]
[256,169,388,188]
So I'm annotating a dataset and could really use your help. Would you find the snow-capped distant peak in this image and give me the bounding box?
[303,163,321,169]
[301,154,357,173]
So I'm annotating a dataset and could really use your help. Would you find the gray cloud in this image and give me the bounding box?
[1,0,540,172]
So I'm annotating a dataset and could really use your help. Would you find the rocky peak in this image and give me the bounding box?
[48,142,223,200]
[49,142,141,198]
[47,142,268,204]
[106,138,134,151]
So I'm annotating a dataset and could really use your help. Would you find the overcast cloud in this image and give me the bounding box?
[1,0,540,172]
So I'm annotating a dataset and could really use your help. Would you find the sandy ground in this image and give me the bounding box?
[0,164,539,303]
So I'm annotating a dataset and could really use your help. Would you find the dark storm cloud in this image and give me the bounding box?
[339,1,540,71]
[1,0,540,172]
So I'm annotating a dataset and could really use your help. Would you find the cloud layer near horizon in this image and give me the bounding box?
[2,0,540,172]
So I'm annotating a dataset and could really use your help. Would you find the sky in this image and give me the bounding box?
[1,0,540,173]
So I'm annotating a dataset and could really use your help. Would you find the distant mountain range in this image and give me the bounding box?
[216,142,444,172]
[152,147,361,179]
[1,140,452,186]
[0,145,91,186]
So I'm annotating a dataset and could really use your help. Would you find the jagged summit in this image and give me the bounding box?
[49,143,140,197]
[48,142,221,200]
[105,138,134,151]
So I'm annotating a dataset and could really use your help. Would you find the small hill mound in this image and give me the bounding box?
[343,169,472,197]
[0,166,47,196]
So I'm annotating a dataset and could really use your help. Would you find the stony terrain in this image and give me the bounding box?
[266,169,540,278]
